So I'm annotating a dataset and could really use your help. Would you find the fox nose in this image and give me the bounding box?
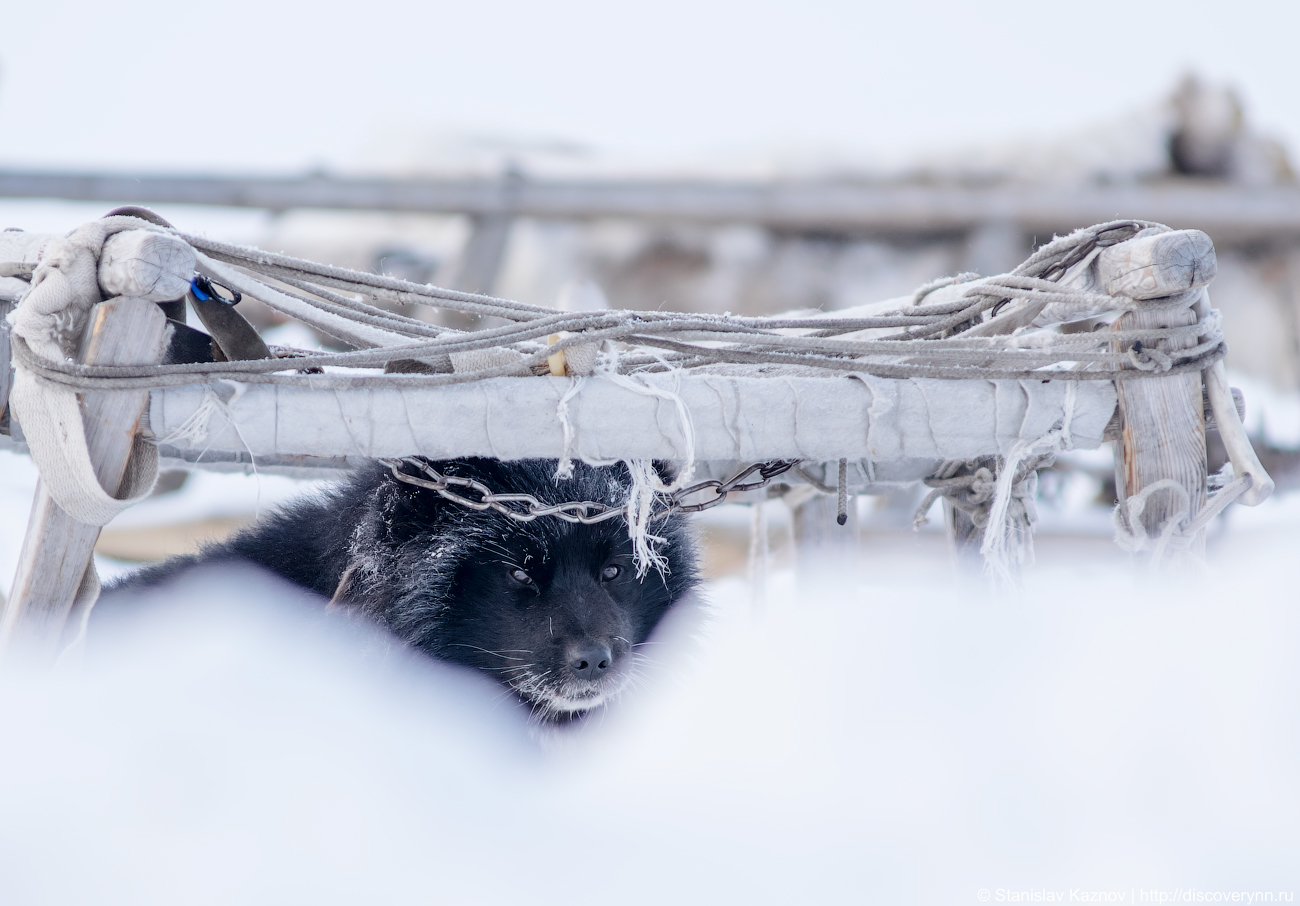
[568,644,612,680]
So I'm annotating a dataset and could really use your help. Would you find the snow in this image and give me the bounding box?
[1,455,1298,903]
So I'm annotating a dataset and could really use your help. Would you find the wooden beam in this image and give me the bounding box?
[451,213,515,296]
[3,169,1300,242]
[2,297,169,656]
[448,168,522,298]
[144,377,1115,465]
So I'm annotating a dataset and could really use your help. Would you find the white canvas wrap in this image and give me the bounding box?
[149,373,1116,465]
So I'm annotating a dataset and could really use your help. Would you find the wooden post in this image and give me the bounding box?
[944,499,983,564]
[942,228,1218,563]
[1102,230,1216,554]
[1112,307,1207,550]
[965,220,1025,278]
[1,297,169,655]
[439,169,521,331]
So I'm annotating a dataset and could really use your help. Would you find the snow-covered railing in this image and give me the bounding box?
[0,212,1275,657]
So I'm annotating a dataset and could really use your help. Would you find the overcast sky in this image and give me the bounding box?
[0,0,1296,174]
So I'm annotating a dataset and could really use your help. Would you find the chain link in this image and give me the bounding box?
[379,458,797,524]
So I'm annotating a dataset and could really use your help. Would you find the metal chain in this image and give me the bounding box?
[669,460,798,513]
[379,458,797,524]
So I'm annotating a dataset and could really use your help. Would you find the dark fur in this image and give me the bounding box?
[98,459,699,720]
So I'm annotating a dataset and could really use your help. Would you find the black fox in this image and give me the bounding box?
[98,458,699,720]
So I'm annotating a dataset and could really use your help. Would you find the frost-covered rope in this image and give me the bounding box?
[1112,471,1253,565]
[4,217,1227,395]
[979,382,1076,581]
[8,314,1225,392]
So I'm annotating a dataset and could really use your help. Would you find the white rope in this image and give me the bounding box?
[196,251,412,350]
[154,381,246,449]
[624,460,671,577]
[980,383,1077,582]
[153,381,260,505]
[14,219,1227,397]
[7,217,163,526]
[595,370,698,576]
[1113,469,1252,566]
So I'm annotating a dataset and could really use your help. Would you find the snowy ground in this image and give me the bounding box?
[1,448,1298,904]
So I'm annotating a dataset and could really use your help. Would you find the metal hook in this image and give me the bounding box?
[190,274,242,306]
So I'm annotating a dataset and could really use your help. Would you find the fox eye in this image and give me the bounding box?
[509,568,533,585]
[601,565,621,581]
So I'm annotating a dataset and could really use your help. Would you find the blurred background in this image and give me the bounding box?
[2,2,1299,902]
[6,0,1300,569]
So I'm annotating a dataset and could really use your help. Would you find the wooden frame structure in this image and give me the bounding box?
[0,219,1276,659]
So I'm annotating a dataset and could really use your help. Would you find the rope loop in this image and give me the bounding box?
[1112,469,1253,565]
[1126,343,1174,372]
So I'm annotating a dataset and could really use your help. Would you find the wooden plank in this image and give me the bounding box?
[2,297,168,655]
[1113,305,1207,554]
[439,210,517,331]
[449,168,521,298]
